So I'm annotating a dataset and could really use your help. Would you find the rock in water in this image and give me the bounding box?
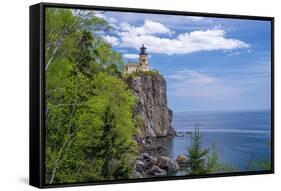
[176,154,190,163]
[126,73,176,137]
[157,156,180,171]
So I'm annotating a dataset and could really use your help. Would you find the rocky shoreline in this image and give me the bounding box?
[126,72,191,178]
[133,136,190,178]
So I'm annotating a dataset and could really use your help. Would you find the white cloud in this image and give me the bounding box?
[97,14,249,55]
[108,17,118,24]
[95,12,119,28]
[227,49,254,56]
[120,19,174,36]
[185,16,204,21]
[123,53,139,59]
[102,35,120,46]
[113,20,249,55]
[168,70,218,86]
[167,69,241,98]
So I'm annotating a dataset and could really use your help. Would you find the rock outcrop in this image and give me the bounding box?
[126,73,176,137]
[133,152,179,178]
[157,156,180,171]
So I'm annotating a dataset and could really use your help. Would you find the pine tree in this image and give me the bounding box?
[187,124,219,175]
[73,30,97,76]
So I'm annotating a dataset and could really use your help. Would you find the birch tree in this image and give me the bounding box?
[45,9,137,184]
[45,8,111,71]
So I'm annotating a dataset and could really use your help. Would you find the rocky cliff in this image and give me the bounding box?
[126,72,176,137]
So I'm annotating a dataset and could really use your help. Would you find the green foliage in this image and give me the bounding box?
[145,70,161,76]
[45,8,137,184]
[216,163,238,173]
[134,114,145,136]
[45,8,111,71]
[186,124,220,175]
[73,30,95,76]
[246,159,271,171]
[246,140,271,171]
[94,42,125,72]
[124,70,163,80]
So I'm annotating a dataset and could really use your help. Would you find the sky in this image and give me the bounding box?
[95,10,271,112]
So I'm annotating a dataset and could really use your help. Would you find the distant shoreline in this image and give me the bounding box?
[175,129,271,134]
[172,110,271,135]
[172,109,271,114]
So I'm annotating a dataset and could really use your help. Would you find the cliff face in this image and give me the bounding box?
[126,73,176,137]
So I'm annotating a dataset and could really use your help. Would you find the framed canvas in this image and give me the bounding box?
[29,2,274,188]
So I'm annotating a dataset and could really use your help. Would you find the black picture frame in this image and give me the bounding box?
[30,2,275,188]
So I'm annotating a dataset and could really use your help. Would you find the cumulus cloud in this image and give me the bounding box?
[97,14,249,55]
[120,19,174,36]
[101,19,249,55]
[95,12,119,28]
[118,27,249,55]
[123,53,139,59]
[102,35,120,46]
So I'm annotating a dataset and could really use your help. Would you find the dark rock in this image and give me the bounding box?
[142,143,168,157]
[144,145,156,152]
[142,153,150,160]
[126,73,175,137]
[167,109,176,137]
[157,156,180,171]
[146,138,153,145]
[134,135,144,144]
[147,165,167,176]
[150,156,158,165]
[156,145,167,152]
[144,161,154,170]
[135,160,145,172]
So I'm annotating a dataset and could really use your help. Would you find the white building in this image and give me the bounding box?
[123,45,149,74]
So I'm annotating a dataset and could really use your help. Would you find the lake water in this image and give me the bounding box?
[166,110,271,171]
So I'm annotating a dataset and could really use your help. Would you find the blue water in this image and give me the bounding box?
[168,110,271,170]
